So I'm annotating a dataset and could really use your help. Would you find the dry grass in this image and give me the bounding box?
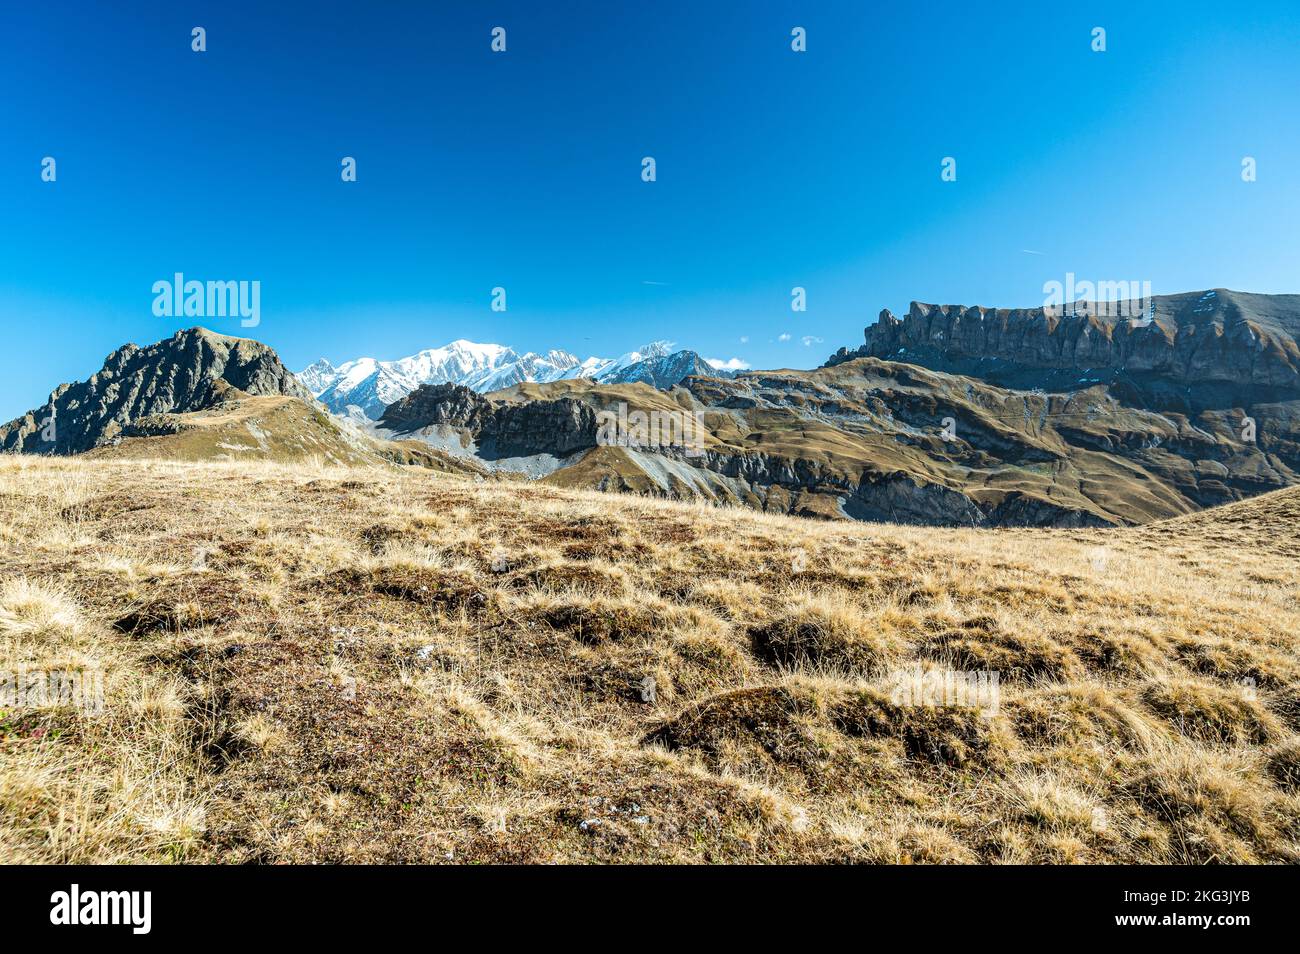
[1,454,1298,863]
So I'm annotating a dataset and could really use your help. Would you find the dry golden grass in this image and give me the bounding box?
[1,454,1298,863]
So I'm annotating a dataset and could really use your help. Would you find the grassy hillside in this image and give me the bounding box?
[85,393,488,477]
[1,456,1297,863]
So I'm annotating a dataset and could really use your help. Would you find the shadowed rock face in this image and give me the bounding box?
[827,290,1300,395]
[378,383,494,432]
[0,328,312,455]
[380,382,598,458]
[485,399,598,457]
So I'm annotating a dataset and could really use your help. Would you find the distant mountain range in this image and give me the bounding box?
[299,340,733,420]
[6,287,1300,528]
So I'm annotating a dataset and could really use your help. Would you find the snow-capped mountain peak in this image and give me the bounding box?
[299,338,732,420]
[391,341,520,383]
[297,358,340,395]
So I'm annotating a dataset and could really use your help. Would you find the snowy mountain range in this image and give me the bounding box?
[299,340,735,420]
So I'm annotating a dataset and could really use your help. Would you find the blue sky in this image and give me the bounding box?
[2,0,1298,419]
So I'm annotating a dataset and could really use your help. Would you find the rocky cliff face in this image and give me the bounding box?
[379,383,494,432]
[827,289,1300,394]
[486,399,597,457]
[380,382,597,458]
[0,328,312,454]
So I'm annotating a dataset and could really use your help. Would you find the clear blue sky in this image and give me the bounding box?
[2,1,1298,419]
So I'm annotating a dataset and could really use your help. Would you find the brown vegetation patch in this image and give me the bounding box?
[643,686,823,772]
[1007,682,1154,750]
[923,625,1080,683]
[534,597,661,644]
[1268,685,1300,732]
[359,523,405,555]
[1121,750,1279,863]
[60,492,157,522]
[1141,678,1279,744]
[1075,629,1166,677]
[324,566,497,617]
[1173,636,1296,689]
[507,562,628,593]
[1265,740,1300,793]
[749,591,895,674]
[112,580,240,635]
[829,688,1008,769]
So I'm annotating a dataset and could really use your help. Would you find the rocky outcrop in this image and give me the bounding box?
[379,383,598,459]
[379,383,494,432]
[0,328,313,455]
[642,443,1111,528]
[484,399,598,457]
[827,290,1300,393]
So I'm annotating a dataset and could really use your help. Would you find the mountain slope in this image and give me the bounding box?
[1135,481,1300,561]
[79,392,483,476]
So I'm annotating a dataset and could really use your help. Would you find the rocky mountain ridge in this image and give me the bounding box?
[0,328,312,455]
[379,383,599,458]
[826,289,1300,400]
